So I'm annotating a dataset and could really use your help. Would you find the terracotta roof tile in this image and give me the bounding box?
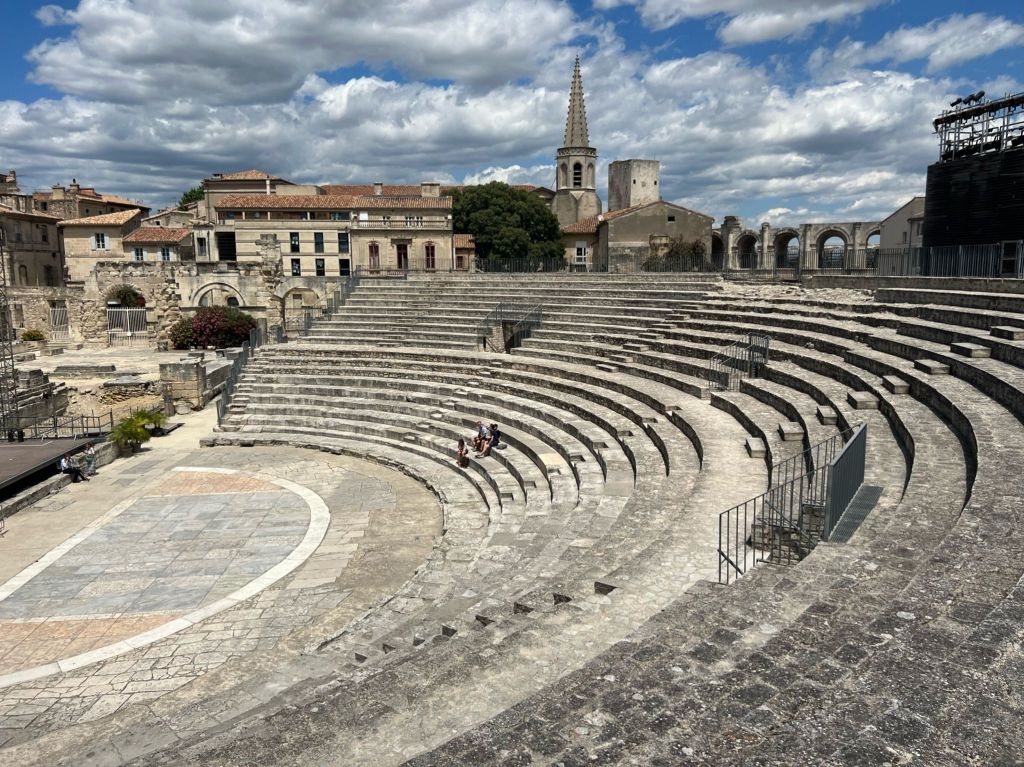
[58,209,142,226]
[453,233,475,248]
[122,226,192,244]
[217,194,452,210]
[561,215,600,234]
[215,169,280,180]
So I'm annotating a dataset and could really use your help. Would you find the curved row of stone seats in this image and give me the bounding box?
[401,296,1022,765]
[217,344,765,674]
[694,296,1024,373]
[218,345,708,666]
[511,325,849,473]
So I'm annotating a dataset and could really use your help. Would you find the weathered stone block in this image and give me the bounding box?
[949,341,991,358]
[847,391,879,410]
[816,405,837,425]
[914,359,950,375]
[777,421,803,441]
[883,375,909,394]
[745,437,766,458]
[991,325,1024,341]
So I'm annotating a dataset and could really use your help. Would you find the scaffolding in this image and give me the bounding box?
[0,228,18,434]
[934,91,1024,163]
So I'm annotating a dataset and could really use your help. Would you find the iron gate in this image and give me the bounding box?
[107,306,149,347]
[49,304,69,341]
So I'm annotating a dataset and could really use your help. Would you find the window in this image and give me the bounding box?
[575,242,587,264]
[197,237,207,257]
[291,258,301,276]
[368,243,380,269]
[225,211,237,220]
[44,266,55,287]
[226,297,240,308]
[13,222,22,242]
[337,231,350,253]
[290,232,300,253]
[94,232,107,250]
[133,247,145,262]
[572,162,582,188]
[424,243,436,270]
[902,231,907,243]
[667,215,675,222]
[300,211,312,221]
[314,232,324,253]
[160,246,171,261]
[339,258,351,276]
[40,201,47,211]
[330,211,350,221]
[315,258,325,276]
[40,226,48,243]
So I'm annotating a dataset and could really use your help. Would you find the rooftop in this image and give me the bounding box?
[58,209,141,227]
[217,194,453,211]
[122,226,192,244]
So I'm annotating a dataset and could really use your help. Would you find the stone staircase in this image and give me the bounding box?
[11,274,1024,767]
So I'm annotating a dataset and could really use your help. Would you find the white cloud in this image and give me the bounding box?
[596,1,882,42]
[26,0,580,104]
[0,0,1004,228]
[814,14,1024,77]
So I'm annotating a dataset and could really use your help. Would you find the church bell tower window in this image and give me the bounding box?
[572,163,583,188]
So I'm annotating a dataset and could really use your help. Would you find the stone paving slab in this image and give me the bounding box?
[0,441,442,755]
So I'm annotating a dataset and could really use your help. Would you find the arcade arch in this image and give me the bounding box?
[772,230,800,267]
[737,233,758,269]
[817,229,849,268]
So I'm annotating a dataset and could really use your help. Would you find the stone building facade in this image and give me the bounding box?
[714,217,882,271]
[32,180,149,220]
[208,184,454,275]
[880,196,925,249]
[608,160,661,212]
[60,209,143,281]
[0,170,65,287]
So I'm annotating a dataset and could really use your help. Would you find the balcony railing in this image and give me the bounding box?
[216,216,451,230]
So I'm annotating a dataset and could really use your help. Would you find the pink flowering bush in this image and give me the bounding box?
[169,307,257,349]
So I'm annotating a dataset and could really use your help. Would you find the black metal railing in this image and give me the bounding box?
[475,303,543,352]
[216,327,265,425]
[10,411,115,441]
[706,334,770,391]
[823,423,868,539]
[718,424,867,584]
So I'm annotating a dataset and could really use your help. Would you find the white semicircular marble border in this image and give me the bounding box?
[0,466,330,690]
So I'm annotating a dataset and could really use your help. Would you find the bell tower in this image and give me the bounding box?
[551,56,602,227]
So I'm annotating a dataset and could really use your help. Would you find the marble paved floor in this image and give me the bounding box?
[0,428,442,753]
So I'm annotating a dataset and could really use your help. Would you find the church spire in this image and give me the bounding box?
[563,55,591,148]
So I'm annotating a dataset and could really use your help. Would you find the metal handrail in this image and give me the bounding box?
[475,303,543,350]
[706,334,770,391]
[216,327,265,425]
[718,423,867,584]
[13,411,115,440]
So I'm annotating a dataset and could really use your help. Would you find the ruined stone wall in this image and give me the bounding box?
[85,262,185,345]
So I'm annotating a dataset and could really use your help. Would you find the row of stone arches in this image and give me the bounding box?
[715,227,882,269]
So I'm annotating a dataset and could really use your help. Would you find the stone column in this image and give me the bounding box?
[800,225,814,270]
[759,222,771,269]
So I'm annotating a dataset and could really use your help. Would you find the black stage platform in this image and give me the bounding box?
[0,438,94,496]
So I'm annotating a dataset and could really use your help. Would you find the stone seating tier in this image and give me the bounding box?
[25,278,1023,766]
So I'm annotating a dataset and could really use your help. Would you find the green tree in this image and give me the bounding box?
[449,182,565,269]
[178,185,204,210]
[644,238,709,272]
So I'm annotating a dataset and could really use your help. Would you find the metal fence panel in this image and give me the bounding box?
[823,423,867,540]
[107,307,149,347]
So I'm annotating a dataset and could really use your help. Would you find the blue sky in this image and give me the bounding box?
[1,1,1021,224]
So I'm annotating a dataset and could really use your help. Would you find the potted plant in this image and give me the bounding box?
[21,329,46,349]
[135,408,169,437]
[109,413,152,453]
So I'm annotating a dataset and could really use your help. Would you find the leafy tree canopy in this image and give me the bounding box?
[449,182,564,266]
[178,185,204,210]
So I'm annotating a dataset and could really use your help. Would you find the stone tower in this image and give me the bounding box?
[551,56,602,227]
[608,159,660,212]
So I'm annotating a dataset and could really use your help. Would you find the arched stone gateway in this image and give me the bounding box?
[736,232,759,269]
[193,282,247,308]
[772,229,800,267]
[711,233,725,270]
[816,228,849,269]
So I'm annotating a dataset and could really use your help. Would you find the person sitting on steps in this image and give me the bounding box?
[455,438,470,468]
[472,421,487,452]
[60,453,88,483]
[477,423,500,457]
